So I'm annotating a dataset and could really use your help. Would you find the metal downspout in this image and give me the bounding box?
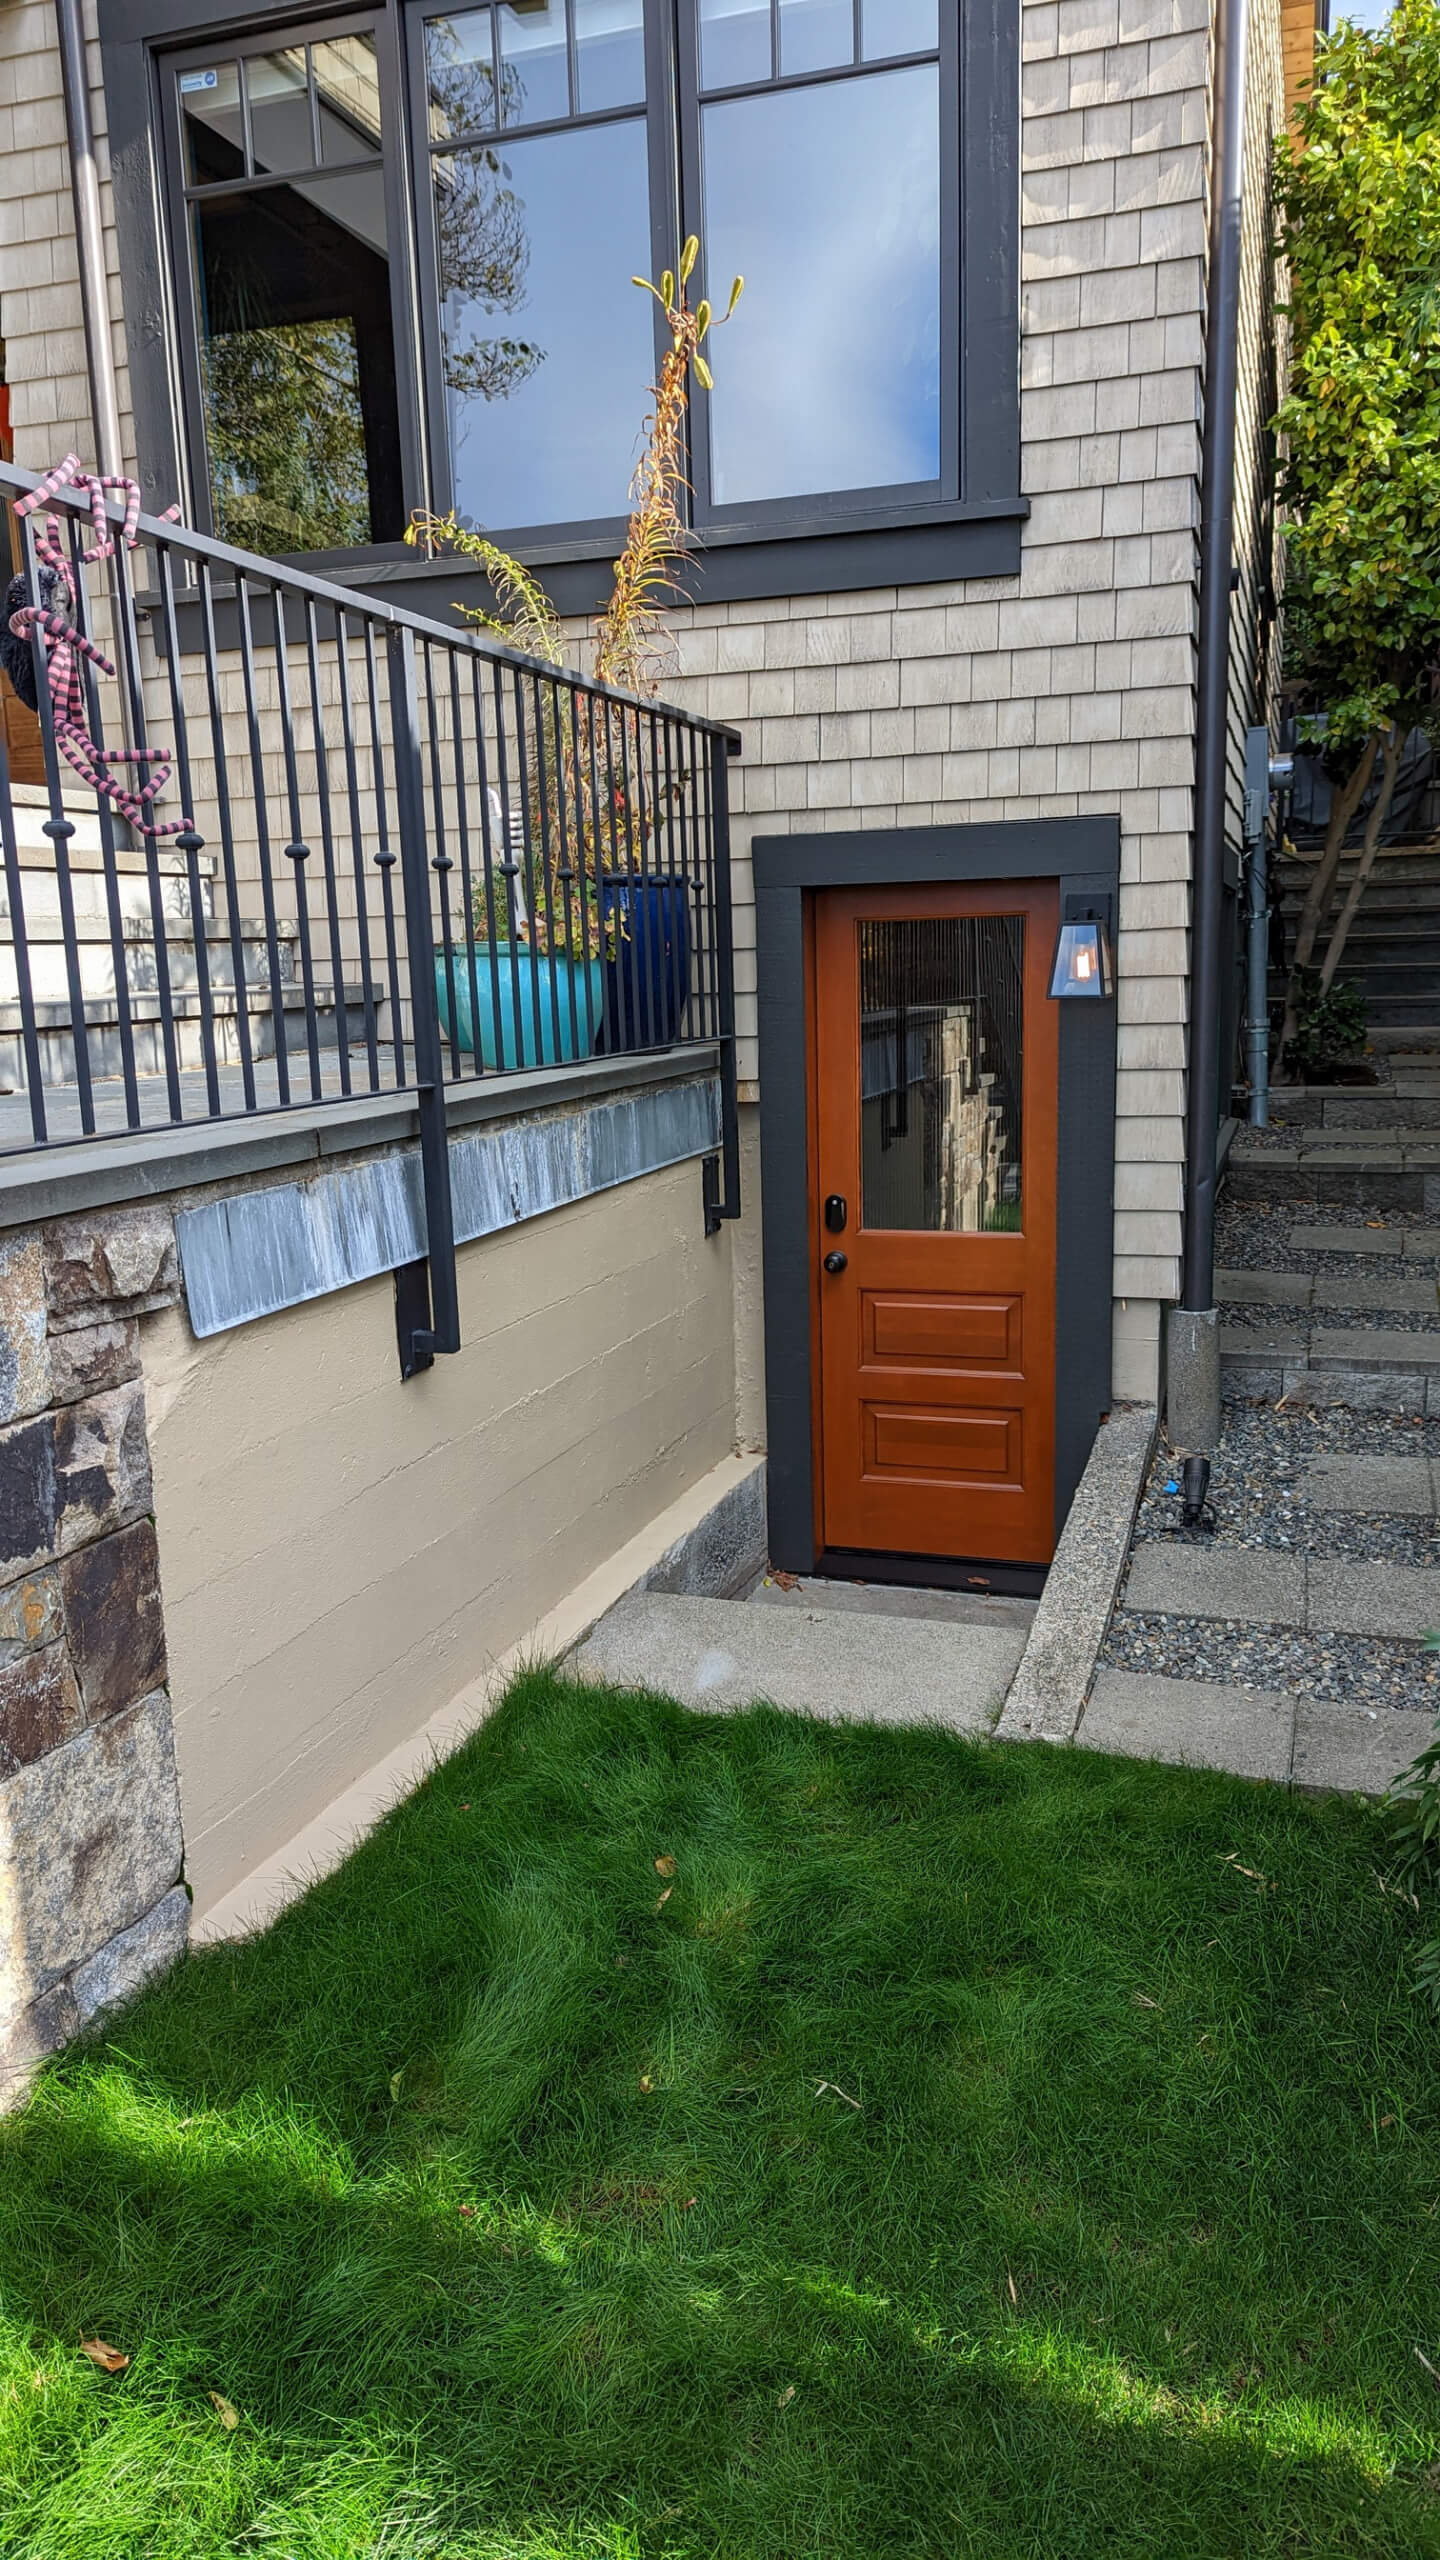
[54,0,124,479]
[1171,0,1250,1514]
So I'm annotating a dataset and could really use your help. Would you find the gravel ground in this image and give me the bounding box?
[1215,1197,1439,1277]
[1219,1299,1440,1337]
[1099,1607,1438,1711]
[1134,1404,1440,1568]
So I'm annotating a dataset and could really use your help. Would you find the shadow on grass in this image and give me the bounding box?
[1,1669,1438,2558]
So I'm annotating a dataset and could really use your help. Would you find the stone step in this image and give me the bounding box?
[0,855,217,932]
[569,1590,1026,1730]
[1220,1322,1440,1412]
[1226,1136,1436,1212]
[1120,1539,1440,1638]
[1289,1222,1440,1259]
[1216,1265,1439,1313]
[1268,1092,1440,1130]
[1078,1667,1432,1795]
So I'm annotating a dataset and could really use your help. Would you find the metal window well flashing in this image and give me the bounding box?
[176,1073,722,1338]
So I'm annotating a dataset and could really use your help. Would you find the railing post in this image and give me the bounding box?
[703,729,743,1236]
[387,623,461,1373]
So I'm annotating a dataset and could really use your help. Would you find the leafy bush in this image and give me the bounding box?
[1288,972,1368,1080]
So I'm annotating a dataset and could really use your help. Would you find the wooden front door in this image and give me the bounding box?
[813,880,1060,1567]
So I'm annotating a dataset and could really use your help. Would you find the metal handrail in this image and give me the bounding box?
[0,459,741,1371]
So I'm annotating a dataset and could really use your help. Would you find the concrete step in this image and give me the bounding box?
[1268,1090,1440,1130]
[1289,1222,1440,1259]
[570,1590,1026,1730]
[748,1571,1037,1634]
[1078,1668,1432,1795]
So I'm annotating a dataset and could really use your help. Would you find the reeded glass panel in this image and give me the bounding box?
[246,48,312,174]
[575,0,645,109]
[779,0,853,76]
[178,63,242,185]
[859,917,1025,1234]
[437,117,654,527]
[862,0,938,56]
[702,64,940,502]
[499,0,569,123]
[699,0,771,89]
[192,168,402,549]
[313,32,382,159]
[425,10,498,137]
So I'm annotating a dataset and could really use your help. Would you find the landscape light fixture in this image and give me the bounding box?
[1048,897,1114,1000]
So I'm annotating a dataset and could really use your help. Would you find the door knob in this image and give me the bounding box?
[823,1250,848,1275]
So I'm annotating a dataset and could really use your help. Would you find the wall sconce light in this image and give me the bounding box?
[1048,897,1114,1000]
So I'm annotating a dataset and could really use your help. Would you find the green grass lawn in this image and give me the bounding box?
[2,1669,1439,2558]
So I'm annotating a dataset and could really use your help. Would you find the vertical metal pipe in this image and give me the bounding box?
[1181,0,1251,1311]
[1246,816,1269,1127]
[54,0,124,479]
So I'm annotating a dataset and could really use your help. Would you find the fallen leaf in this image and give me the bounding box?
[389,2069,405,2103]
[208,2391,240,2431]
[654,1855,678,1878]
[654,1885,674,1913]
[776,2384,796,2409]
[814,2079,862,2109]
[639,2073,655,2094]
[1132,1992,1160,2010]
[458,2205,475,2219]
[684,2196,697,2209]
[1006,2271,1019,2309]
[772,1569,799,1591]
[1380,2114,1396,2128]
[79,2338,129,2374]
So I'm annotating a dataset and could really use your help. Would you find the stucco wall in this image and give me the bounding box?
[142,1155,736,1917]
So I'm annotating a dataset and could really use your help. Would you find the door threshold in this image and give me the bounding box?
[813,1548,1048,1600]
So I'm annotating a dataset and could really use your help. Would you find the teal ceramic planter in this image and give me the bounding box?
[435,945,602,1070]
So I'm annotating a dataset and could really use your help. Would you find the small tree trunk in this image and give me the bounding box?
[1318,721,1403,993]
[1277,726,1382,1065]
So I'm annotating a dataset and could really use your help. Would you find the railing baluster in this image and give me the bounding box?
[490,660,525,1071]
[361,619,407,1088]
[20,510,95,1132]
[270,584,323,1103]
[197,559,258,1112]
[66,521,141,1128]
[155,543,221,1120]
[530,671,565,1062]
[304,598,353,1100]
[449,651,483,1087]
[235,573,292,1107]
[109,524,185,1124]
[422,638,461,1081]
[335,610,381,1092]
[0,737,47,1144]
[470,655,507,1077]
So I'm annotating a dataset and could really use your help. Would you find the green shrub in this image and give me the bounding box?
[1289,972,1368,1080]
[1384,1638,1440,2004]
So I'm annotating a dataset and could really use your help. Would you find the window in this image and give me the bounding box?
[163,20,407,550]
[130,0,1019,588]
[419,3,656,534]
[689,1,945,520]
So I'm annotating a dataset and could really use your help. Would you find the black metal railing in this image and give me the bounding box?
[0,458,741,1368]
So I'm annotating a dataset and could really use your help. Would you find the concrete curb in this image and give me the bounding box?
[995,1403,1157,1744]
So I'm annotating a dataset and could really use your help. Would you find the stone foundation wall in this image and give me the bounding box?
[0,1204,186,2099]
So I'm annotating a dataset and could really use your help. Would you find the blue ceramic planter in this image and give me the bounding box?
[600,876,693,1052]
[435,945,602,1070]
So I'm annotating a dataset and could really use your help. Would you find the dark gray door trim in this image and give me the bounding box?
[754,817,1121,1579]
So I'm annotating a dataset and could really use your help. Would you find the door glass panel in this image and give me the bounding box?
[178,63,243,185]
[313,32,382,159]
[861,0,938,56]
[859,917,1025,1234]
[425,10,499,137]
[498,0,570,123]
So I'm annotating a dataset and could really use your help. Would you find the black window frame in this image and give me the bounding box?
[100,0,1023,607]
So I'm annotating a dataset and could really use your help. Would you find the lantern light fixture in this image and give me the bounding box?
[1048,897,1115,1000]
